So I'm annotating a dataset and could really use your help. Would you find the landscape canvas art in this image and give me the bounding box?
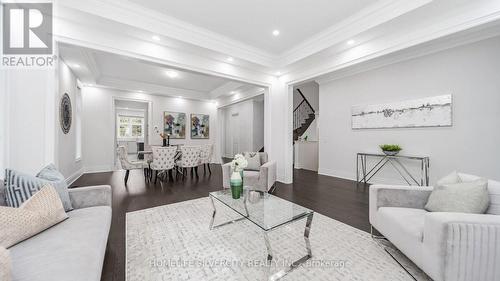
[163,112,186,138]
[351,95,452,129]
[191,114,209,139]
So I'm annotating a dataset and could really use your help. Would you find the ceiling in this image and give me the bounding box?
[59,43,263,100]
[126,0,375,54]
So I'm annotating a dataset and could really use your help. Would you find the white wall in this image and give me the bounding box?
[57,59,83,182]
[3,68,57,176]
[82,87,219,172]
[318,36,500,184]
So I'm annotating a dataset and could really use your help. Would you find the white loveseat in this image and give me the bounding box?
[369,173,500,281]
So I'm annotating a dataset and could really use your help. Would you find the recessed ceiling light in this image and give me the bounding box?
[73,64,81,68]
[347,40,355,45]
[272,30,280,36]
[276,71,282,76]
[227,57,234,62]
[165,70,179,78]
[137,90,144,93]
[152,35,161,41]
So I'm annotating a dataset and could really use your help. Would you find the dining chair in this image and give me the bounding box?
[199,144,214,174]
[151,146,177,183]
[176,146,201,178]
[117,146,148,185]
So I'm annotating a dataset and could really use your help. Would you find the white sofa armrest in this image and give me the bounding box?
[423,212,500,281]
[259,160,277,192]
[369,184,433,224]
[68,185,112,209]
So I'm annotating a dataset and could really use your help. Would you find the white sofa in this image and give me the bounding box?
[0,184,112,281]
[369,173,500,281]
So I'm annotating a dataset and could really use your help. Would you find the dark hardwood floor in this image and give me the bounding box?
[71,165,370,281]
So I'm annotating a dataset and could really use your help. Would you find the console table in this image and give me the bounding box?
[356,153,430,186]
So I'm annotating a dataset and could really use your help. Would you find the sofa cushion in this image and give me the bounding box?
[0,185,68,248]
[9,206,112,281]
[36,164,73,211]
[242,170,260,188]
[0,246,11,281]
[436,171,461,186]
[244,152,261,171]
[376,207,427,266]
[425,179,490,214]
[4,168,72,211]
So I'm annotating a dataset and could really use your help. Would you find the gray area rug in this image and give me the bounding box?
[126,197,431,281]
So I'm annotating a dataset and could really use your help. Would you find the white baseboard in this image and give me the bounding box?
[65,168,84,186]
[84,165,116,174]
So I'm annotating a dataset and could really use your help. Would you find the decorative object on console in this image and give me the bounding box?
[191,113,209,139]
[0,246,11,281]
[0,185,68,248]
[159,133,170,147]
[4,167,73,211]
[163,111,186,139]
[352,94,452,129]
[59,93,72,134]
[425,172,490,213]
[379,144,402,156]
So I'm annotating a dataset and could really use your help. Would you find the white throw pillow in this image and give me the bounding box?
[0,247,11,281]
[0,185,68,248]
[425,179,490,214]
[244,152,261,171]
[436,171,461,186]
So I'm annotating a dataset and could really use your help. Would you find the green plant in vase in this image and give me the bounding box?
[379,144,402,156]
[230,154,248,199]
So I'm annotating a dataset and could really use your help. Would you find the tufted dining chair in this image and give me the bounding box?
[176,146,201,178]
[117,146,148,185]
[199,144,214,174]
[151,146,177,183]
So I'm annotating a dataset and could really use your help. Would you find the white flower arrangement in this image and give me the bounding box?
[230,154,248,172]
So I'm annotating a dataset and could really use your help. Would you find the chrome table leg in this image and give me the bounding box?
[268,213,314,281]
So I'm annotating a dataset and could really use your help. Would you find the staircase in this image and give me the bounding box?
[293,89,315,142]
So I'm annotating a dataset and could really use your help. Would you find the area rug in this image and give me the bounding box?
[126,197,431,281]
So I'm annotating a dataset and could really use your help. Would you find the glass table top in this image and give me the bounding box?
[209,188,313,231]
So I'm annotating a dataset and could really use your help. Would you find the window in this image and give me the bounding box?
[117,115,144,139]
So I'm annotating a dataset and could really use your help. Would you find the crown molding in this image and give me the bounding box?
[314,18,500,85]
[58,0,277,67]
[277,0,433,66]
[98,75,212,100]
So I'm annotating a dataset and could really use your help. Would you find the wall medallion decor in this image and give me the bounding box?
[163,111,186,139]
[351,94,452,129]
[191,114,210,139]
[60,93,72,134]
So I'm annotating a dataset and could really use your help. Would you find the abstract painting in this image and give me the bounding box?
[351,94,452,129]
[163,111,186,138]
[191,114,209,139]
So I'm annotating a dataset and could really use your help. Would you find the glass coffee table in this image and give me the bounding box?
[209,189,314,281]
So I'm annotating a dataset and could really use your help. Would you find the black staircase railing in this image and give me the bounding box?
[294,89,315,114]
[293,89,316,136]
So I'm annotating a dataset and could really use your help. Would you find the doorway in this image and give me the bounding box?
[113,98,151,169]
